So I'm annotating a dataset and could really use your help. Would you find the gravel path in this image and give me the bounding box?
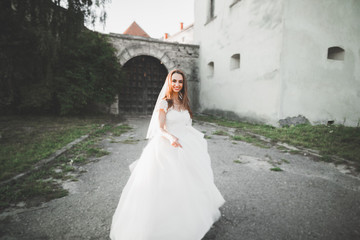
[1,116,360,240]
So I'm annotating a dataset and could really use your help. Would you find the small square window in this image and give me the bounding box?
[230,54,240,70]
[208,61,214,77]
[327,46,345,61]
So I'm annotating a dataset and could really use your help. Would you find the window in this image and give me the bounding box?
[327,46,345,61]
[208,62,214,77]
[205,0,216,25]
[230,54,240,70]
[209,0,215,19]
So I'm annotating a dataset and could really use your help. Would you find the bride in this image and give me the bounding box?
[110,69,225,240]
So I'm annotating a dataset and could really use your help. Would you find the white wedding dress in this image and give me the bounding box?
[110,101,225,240]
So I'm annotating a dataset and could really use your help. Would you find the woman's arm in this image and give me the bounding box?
[159,109,182,148]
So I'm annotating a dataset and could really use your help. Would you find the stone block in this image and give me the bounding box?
[279,115,310,127]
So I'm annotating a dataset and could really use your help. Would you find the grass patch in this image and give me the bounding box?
[122,139,140,144]
[0,115,125,211]
[195,115,360,164]
[212,130,228,136]
[0,168,69,211]
[233,160,242,164]
[281,159,290,164]
[232,135,247,141]
[62,165,75,173]
[321,155,332,162]
[0,116,118,182]
[289,150,301,155]
[232,134,270,148]
[270,167,283,172]
[87,147,110,157]
[204,135,212,139]
[112,124,132,136]
[277,146,288,151]
[254,143,270,149]
[0,154,76,211]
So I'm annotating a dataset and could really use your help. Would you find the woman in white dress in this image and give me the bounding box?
[110,69,225,240]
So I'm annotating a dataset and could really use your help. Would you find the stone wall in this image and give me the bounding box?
[107,33,201,111]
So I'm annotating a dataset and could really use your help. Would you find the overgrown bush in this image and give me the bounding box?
[0,0,122,115]
[55,30,123,115]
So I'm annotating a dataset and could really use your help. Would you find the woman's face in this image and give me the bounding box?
[171,73,183,93]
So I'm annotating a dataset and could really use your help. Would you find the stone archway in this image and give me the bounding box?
[119,55,168,114]
[117,44,176,71]
[107,33,200,114]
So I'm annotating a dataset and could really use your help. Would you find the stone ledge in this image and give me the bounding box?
[108,33,200,48]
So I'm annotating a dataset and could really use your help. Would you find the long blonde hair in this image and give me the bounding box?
[164,69,192,118]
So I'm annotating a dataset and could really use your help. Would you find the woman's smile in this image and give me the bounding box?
[171,73,183,92]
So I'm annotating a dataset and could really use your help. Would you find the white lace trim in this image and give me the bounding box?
[159,99,168,113]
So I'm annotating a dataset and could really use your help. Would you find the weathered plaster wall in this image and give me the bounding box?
[194,0,285,124]
[280,0,360,126]
[107,33,201,111]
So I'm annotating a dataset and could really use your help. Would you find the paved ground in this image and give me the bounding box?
[1,116,360,240]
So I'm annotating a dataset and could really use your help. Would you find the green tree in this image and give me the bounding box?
[51,0,109,28]
[55,30,123,115]
[0,0,123,115]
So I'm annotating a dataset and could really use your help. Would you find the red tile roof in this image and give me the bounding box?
[123,21,150,38]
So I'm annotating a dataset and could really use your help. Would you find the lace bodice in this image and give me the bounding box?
[159,99,192,135]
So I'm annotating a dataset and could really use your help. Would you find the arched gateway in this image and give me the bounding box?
[120,55,167,114]
[107,33,200,114]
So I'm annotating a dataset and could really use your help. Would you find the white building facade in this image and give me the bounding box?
[166,23,194,44]
[194,0,360,126]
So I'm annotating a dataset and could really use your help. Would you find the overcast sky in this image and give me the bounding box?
[90,0,194,39]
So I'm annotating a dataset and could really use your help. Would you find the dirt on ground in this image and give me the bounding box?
[1,116,360,240]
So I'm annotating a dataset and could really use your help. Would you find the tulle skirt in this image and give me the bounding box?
[110,126,225,240]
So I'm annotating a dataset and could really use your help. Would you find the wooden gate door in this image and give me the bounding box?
[119,55,168,114]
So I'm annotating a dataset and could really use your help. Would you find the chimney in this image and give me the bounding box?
[180,22,184,30]
[164,33,168,39]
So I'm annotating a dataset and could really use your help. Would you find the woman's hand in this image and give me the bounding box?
[171,137,182,148]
